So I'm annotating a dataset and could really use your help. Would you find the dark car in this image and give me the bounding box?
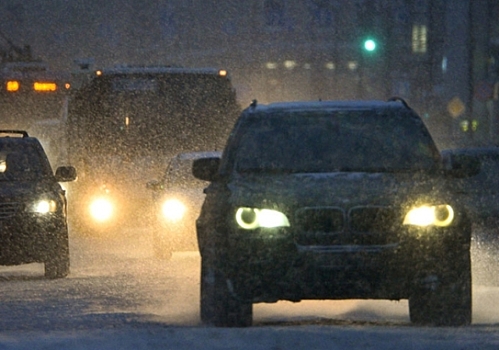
[146,151,221,259]
[0,130,77,278]
[193,99,479,327]
[441,147,499,229]
[441,147,499,284]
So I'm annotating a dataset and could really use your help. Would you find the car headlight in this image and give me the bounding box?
[235,207,290,230]
[89,197,114,222]
[161,199,186,221]
[27,199,57,214]
[403,204,454,227]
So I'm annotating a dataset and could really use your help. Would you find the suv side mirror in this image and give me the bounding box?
[55,166,77,182]
[443,153,481,178]
[192,157,220,182]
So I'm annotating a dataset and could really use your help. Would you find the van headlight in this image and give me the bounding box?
[235,207,290,230]
[403,204,454,227]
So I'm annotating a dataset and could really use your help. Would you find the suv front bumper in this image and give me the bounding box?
[0,214,67,265]
[220,224,470,303]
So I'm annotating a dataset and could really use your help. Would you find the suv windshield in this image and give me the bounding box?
[232,110,440,174]
[0,142,51,181]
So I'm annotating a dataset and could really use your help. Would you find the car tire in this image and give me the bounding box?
[200,254,252,327]
[409,246,472,326]
[45,231,70,279]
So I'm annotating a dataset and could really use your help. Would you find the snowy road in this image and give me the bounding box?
[0,230,499,348]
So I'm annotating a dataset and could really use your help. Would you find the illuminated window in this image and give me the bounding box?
[412,25,427,53]
[347,61,358,71]
[325,62,335,70]
[283,60,297,69]
[266,62,278,69]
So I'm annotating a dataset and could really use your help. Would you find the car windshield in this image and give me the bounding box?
[0,143,50,181]
[233,110,440,174]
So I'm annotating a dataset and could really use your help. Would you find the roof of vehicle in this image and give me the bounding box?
[0,130,42,144]
[175,151,222,161]
[244,98,413,114]
[96,66,229,77]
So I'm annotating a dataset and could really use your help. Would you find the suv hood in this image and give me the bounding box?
[227,172,451,208]
[0,181,61,200]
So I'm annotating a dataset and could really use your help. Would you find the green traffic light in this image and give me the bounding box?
[363,39,376,52]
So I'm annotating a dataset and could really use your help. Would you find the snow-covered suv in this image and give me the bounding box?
[193,99,480,327]
[0,130,76,278]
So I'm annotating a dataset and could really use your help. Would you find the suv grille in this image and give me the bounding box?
[294,206,401,246]
[348,206,400,233]
[0,202,21,220]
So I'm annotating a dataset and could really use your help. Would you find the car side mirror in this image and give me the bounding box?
[55,166,77,182]
[192,157,221,182]
[443,153,481,178]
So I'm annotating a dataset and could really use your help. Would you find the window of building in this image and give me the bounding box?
[412,24,427,53]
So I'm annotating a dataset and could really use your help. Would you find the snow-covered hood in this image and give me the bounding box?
[227,171,450,210]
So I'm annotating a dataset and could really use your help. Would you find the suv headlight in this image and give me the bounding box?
[403,204,454,227]
[235,207,290,229]
[27,199,58,214]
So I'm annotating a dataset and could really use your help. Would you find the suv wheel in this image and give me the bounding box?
[45,231,70,279]
[409,245,472,326]
[200,254,252,327]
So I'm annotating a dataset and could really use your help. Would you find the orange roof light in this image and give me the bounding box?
[33,82,57,92]
[218,69,228,77]
[6,80,20,92]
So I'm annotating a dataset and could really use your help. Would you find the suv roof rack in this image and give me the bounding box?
[0,130,29,137]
